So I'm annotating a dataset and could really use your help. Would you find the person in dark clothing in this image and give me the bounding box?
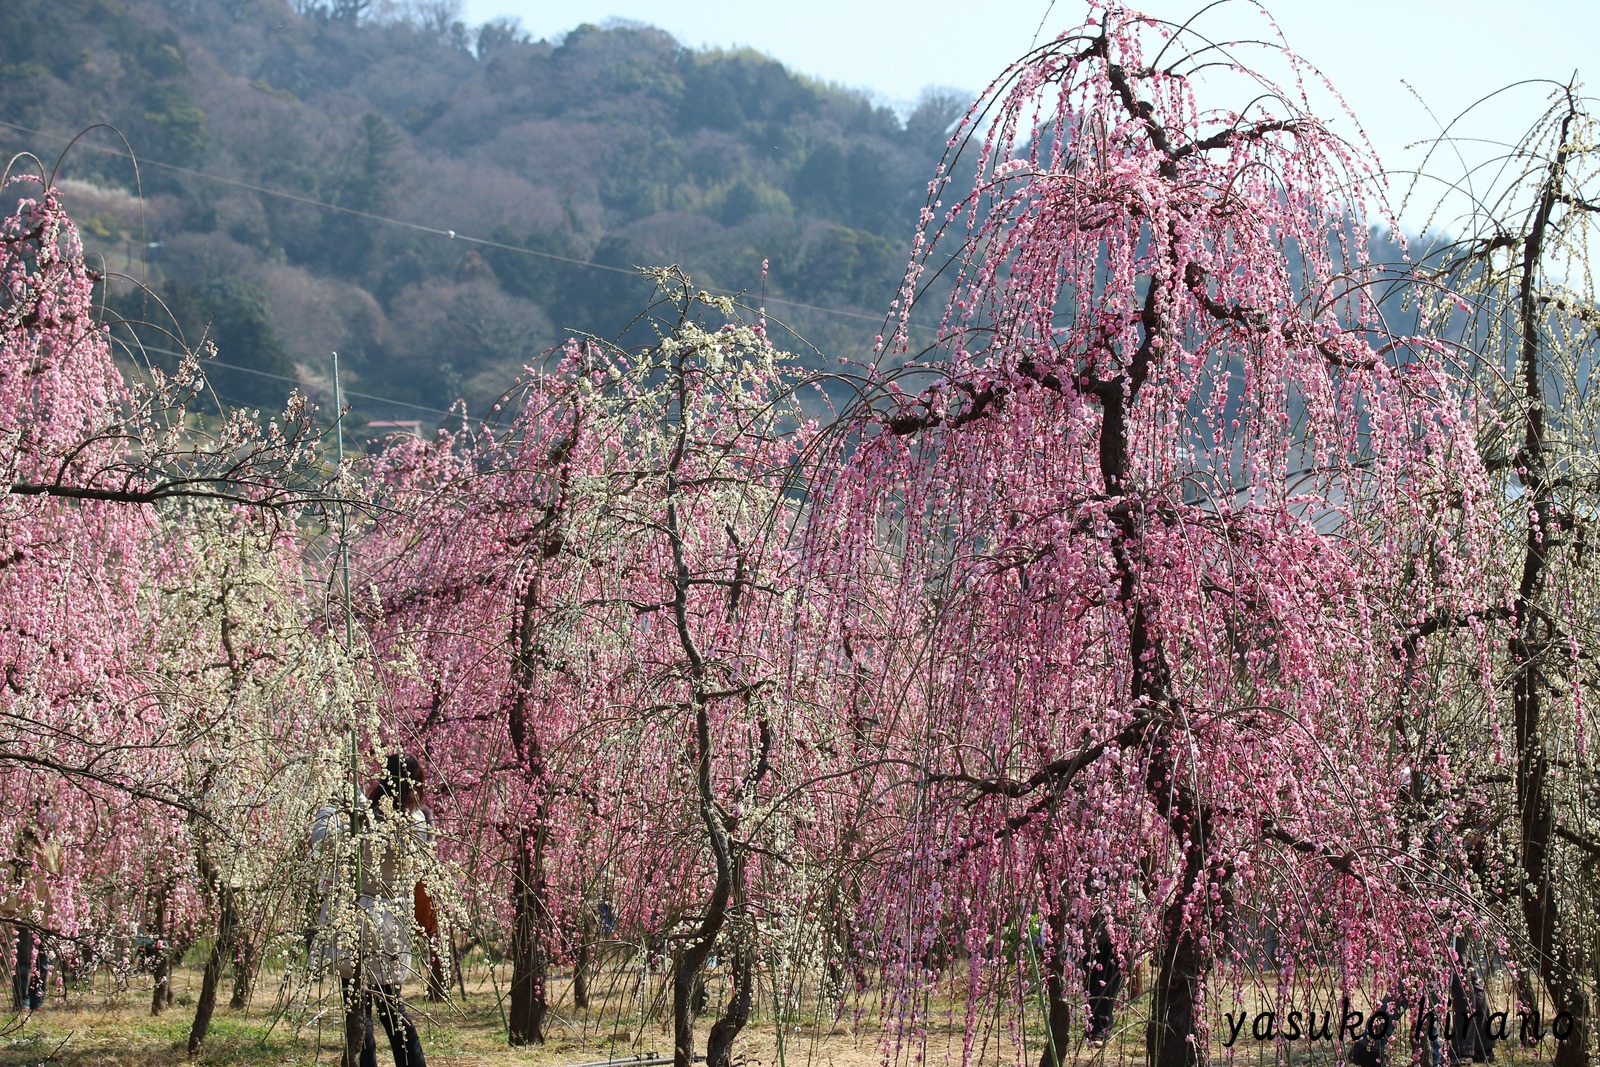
[1347,991,1434,1067]
[1084,914,1123,1045]
[1448,938,1497,1063]
[12,925,47,1012]
[353,985,428,1067]
[1349,776,1495,1067]
[5,803,62,1013]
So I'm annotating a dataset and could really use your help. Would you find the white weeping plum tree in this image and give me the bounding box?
[1407,80,1600,1067]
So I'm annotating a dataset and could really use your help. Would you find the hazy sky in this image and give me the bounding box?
[457,0,1600,230]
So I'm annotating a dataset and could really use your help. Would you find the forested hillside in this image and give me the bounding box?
[0,0,963,424]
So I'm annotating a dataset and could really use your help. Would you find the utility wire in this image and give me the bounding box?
[0,117,916,331]
[126,341,460,418]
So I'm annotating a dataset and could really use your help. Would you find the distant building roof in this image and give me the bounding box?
[366,420,423,437]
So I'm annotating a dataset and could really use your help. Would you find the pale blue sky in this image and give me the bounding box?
[458,0,1600,230]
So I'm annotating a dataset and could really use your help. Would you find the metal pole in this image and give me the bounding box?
[333,351,365,1067]
[333,350,360,837]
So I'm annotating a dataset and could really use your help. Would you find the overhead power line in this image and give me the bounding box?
[125,342,461,418]
[0,118,911,332]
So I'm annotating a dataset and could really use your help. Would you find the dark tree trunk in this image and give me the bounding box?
[572,925,592,1010]
[508,827,549,1045]
[455,934,470,1002]
[229,924,255,1009]
[188,877,240,1051]
[659,352,761,1067]
[425,933,449,1004]
[672,933,718,1067]
[1038,913,1075,1067]
[151,951,171,1017]
[823,891,848,995]
[705,937,754,1067]
[668,707,737,1067]
[706,853,754,1066]
[1106,378,1211,1067]
[1517,681,1590,1067]
[149,880,176,1017]
[1109,366,1215,1067]
[1147,903,1204,1067]
[1508,105,1590,1067]
[506,562,558,1045]
[691,970,708,1017]
[341,969,369,1067]
[1138,724,1214,1067]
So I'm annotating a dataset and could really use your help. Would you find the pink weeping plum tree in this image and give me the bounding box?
[0,175,179,971]
[362,272,823,1065]
[0,171,337,1027]
[359,354,618,1048]
[798,7,1503,1066]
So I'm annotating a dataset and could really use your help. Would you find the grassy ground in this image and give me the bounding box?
[0,960,1570,1067]
[0,960,929,1067]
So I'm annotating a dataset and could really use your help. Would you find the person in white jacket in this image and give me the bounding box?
[311,754,433,1067]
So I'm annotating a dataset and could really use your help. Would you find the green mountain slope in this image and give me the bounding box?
[0,0,964,424]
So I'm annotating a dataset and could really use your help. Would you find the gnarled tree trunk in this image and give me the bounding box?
[508,826,549,1045]
[572,912,593,1010]
[229,923,255,1009]
[148,877,180,1016]
[1037,908,1075,1067]
[188,863,240,1051]
[705,857,753,1067]
[1506,104,1591,1067]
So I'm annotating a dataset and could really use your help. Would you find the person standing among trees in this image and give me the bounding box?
[1083,858,1150,1050]
[1083,911,1123,1048]
[3,799,62,1014]
[311,753,436,1067]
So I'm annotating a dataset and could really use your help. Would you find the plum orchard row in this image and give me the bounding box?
[2,8,1598,1067]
